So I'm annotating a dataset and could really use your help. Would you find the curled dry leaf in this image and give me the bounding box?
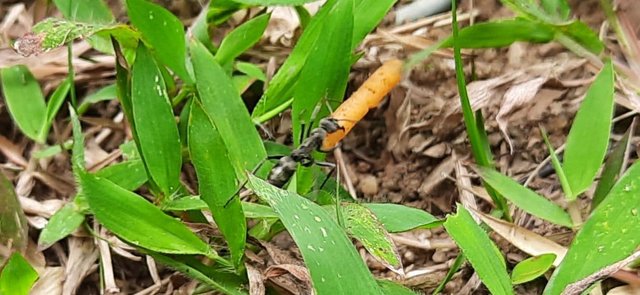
[497,76,548,153]
[30,267,64,295]
[265,2,324,46]
[247,263,266,295]
[63,237,99,295]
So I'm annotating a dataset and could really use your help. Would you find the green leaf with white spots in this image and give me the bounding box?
[246,174,383,295]
[343,203,402,274]
[545,161,640,294]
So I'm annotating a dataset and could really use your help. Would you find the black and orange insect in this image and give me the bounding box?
[266,58,403,188]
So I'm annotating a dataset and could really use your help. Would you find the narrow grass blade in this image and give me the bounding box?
[377,280,417,295]
[189,41,267,177]
[131,44,182,197]
[246,174,383,295]
[42,78,71,139]
[444,206,513,295]
[363,203,441,232]
[511,253,556,284]
[343,203,402,273]
[0,170,28,256]
[540,127,573,198]
[78,84,116,114]
[1,65,46,143]
[0,252,38,295]
[544,161,640,294]
[592,120,634,210]
[476,167,573,227]
[556,21,604,54]
[215,13,270,66]
[562,60,614,199]
[541,0,571,21]
[126,0,190,82]
[188,101,246,269]
[231,0,315,4]
[94,159,147,191]
[146,252,247,295]
[235,62,266,81]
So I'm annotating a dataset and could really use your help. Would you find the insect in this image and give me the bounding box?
[266,58,404,188]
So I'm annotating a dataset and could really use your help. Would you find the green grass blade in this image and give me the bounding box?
[363,203,441,232]
[377,280,417,295]
[556,21,604,54]
[80,172,217,258]
[94,159,148,191]
[540,127,573,198]
[441,19,555,49]
[544,161,640,294]
[251,0,396,121]
[592,122,633,209]
[476,167,573,227]
[246,174,384,295]
[444,206,514,295]
[215,13,270,66]
[541,0,571,21]
[291,0,353,142]
[126,0,190,82]
[0,252,38,295]
[52,0,114,24]
[0,170,28,257]
[131,44,182,197]
[37,203,84,250]
[78,84,116,114]
[231,0,315,4]
[511,253,556,285]
[146,252,247,295]
[343,203,402,273]
[1,65,47,143]
[189,40,267,177]
[562,60,614,199]
[42,78,71,139]
[188,101,246,269]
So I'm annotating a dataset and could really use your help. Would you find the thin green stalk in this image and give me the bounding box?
[451,0,510,220]
[67,42,77,108]
[253,97,294,124]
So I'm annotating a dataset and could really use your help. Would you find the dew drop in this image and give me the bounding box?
[320,227,328,237]
[632,209,638,216]
[307,245,316,251]
[314,216,322,222]
[597,245,605,252]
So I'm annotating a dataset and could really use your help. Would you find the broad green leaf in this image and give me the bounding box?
[235,62,266,81]
[500,0,558,24]
[0,171,28,261]
[441,19,555,49]
[540,0,571,21]
[476,167,573,227]
[95,159,148,191]
[364,203,441,232]
[562,60,614,199]
[53,0,114,24]
[78,84,117,115]
[545,161,640,294]
[126,0,190,82]
[37,203,84,250]
[39,159,147,249]
[0,252,38,295]
[188,101,246,269]
[377,280,417,295]
[556,21,604,54]
[592,123,632,209]
[1,65,46,143]
[80,172,216,258]
[343,203,402,272]
[189,1,214,51]
[444,206,513,295]
[131,44,182,197]
[215,13,270,66]
[252,0,396,121]
[69,106,85,173]
[189,41,267,176]
[511,253,556,284]
[146,252,247,295]
[246,174,383,295]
